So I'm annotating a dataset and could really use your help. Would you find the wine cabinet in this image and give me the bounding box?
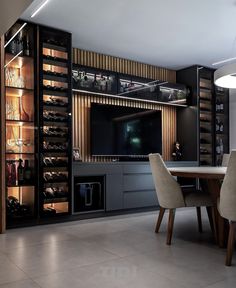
[199,68,214,166]
[215,86,229,166]
[38,26,72,217]
[5,21,37,224]
[177,65,229,166]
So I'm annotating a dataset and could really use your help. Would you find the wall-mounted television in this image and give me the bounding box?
[90,103,162,158]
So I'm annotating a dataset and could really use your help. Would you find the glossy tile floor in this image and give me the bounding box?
[0,208,235,288]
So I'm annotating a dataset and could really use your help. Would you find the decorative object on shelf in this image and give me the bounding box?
[73,147,81,161]
[72,65,189,106]
[172,141,182,161]
[72,66,117,94]
[5,67,26,88]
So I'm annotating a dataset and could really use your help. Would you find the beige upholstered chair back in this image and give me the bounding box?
[220,151,236,221]
[222,154,230,167]
[149,153,185,209]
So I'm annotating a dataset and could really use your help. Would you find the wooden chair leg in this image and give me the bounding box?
[206,206,218,244]
[196,207,203,233]
[166,209,175,245]
[218,214,226,248]
[206,207,214,232]
[155,207,166,233]
[226,221,236,266]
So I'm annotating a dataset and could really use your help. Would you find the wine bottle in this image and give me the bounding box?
[23,160,32,183]
[10,38,17,55]
[220,101,224,112]
[216,99,219,112]
[24,34,30,56]
[107,76,112,91]
[219,120,224,133]
[216,139,221,155]
[93,74,99,89]
[216,118,219,132]
[17,159,24,185]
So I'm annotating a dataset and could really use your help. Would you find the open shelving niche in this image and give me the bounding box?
[72,65,190,107]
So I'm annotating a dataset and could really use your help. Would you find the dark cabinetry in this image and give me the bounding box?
[38,26,72,217]
[177,65,229,165]
[74,176,105,213]
[72,65,189,106]
[215,86,229,165]
[4,21,72,226]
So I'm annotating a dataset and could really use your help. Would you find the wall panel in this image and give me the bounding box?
[72,48,177,161]
[73,92,176,161]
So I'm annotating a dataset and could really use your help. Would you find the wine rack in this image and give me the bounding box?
[215,86,229,166]
[39,26,72,217]
[4,21,37,223]
[176,65,229,166]
[199,69,214,166]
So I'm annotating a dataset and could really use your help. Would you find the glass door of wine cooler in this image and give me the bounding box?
[4,21,37,223]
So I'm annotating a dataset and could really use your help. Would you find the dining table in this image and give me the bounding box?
[168,166,227,247]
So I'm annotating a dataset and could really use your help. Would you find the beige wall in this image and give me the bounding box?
[0,0,33,36]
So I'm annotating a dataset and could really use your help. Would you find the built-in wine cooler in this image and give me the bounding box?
[4,21,72,225]
[38,26,72,217]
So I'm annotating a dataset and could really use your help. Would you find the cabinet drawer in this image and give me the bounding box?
[123,174,154,192]
[124,190,158,209]
[123,164,151,174]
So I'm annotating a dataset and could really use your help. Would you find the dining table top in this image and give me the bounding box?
[168,166,226,179]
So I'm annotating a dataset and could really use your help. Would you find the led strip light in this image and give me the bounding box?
[31,0,50,18]
[4,23,27,49]
[4,50,23,68]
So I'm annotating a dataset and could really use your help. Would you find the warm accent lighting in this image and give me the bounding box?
[214,63,236,89]
[4,50,23,68]
[31,0,49,18]
[4,23,27,49]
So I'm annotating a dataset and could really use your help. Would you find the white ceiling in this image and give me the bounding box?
[21,0,236,70]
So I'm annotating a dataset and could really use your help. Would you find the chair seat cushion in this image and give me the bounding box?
[184,190,213,207]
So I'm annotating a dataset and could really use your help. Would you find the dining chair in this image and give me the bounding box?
[222,153,230,167]
[149,153,215,245]
[218,151,236,266]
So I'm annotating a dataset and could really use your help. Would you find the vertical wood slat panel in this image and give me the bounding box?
[72,48,177,162]
[73,92,176,161]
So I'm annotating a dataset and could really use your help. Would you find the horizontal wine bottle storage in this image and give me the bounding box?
[39,25,72,217]
[3,20,72,227]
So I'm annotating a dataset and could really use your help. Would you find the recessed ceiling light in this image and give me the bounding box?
[31,0,49,18]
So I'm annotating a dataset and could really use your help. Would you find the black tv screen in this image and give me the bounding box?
[91,103,162,157]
